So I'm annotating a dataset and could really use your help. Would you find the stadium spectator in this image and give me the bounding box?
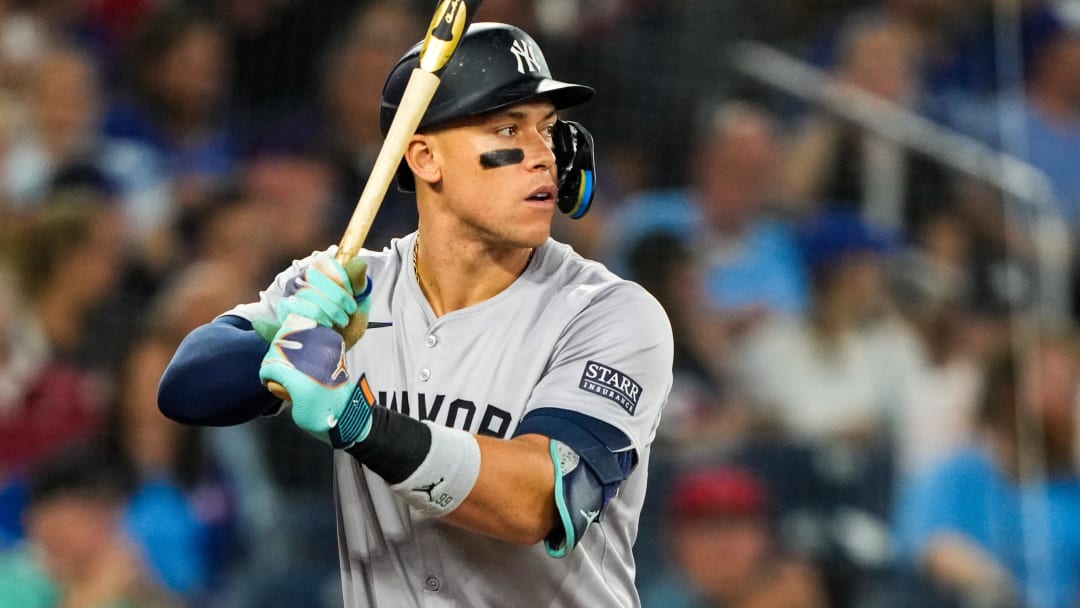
[0,441,181,608]
[160,182,340,606]
[951,19,1080,225]
[641,464,827,608]
[104,4,235,220]
[888,211,984,478]
[779,11,952,237]
[891,331,1080,608]
[921,0,1066,101]
[213,0,354,127]
[960,17,1080,322]
[627,231,760,445]
[167,186,272,295]
[107,261,261,601]
[0,198,122,477]
[3,45,172,262]
[0,259,63,546]
[240,140,340,271]
[601,101,809,330]
[731,210,917,603]
[735,209,918,445]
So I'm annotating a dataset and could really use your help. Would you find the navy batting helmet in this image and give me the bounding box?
[380,22,597,215]
[379,22,594,135]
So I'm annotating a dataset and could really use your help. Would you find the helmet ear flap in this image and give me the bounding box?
[553,120,596,219]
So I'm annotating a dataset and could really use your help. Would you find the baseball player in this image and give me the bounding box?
[159,22,673,607]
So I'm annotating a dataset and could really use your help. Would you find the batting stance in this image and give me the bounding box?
[159,22,673,607]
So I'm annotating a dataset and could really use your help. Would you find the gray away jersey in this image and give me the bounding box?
[230,232,674,608]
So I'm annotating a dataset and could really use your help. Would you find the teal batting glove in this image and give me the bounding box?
[259,314,376,448]
[254,251,371,343]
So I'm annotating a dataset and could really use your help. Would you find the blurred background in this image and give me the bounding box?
[2,0,1080,607]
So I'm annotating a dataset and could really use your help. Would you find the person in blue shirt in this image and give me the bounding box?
[103,5,236,216]
[892,332,1080,608]
[600,101,808,324]
[0,441,181,608]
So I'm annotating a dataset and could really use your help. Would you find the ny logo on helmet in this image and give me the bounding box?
[510,39,542,74]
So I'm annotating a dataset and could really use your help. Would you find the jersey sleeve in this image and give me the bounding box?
[522,282,674,456]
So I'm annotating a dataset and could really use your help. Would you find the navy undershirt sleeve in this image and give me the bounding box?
[157,315,282,426]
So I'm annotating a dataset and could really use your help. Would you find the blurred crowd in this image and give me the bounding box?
[2,0,1080,607]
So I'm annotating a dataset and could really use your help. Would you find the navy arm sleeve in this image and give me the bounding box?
[157,315,282,426]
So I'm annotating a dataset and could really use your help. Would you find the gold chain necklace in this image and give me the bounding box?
[413,236,536,282]
[413,236,419,278]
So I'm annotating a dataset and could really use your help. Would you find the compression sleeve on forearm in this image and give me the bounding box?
[158,315,282,426]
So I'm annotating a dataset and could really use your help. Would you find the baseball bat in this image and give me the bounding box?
[267,0,484,401]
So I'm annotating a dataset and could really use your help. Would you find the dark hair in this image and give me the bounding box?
[48,161,120,201]
[124,4,220,111]
[28,441,136,509]
[977,333,1080,476]
[627,231,690,300]
[5,200,104,299]
[977,346,1021,433]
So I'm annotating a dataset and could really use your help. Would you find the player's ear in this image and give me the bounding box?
[405,135,441,188]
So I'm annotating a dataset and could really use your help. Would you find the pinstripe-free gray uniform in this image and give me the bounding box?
[229,232,673,607]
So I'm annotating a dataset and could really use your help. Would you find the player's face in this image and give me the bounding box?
[430,100,559,249]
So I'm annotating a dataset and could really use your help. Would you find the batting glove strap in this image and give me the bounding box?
[327,376,376,449]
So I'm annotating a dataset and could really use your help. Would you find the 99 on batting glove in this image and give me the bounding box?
[254,251,372,343]
[259,315,376,448]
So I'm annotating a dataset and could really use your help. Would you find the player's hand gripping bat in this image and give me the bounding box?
[266,0,483,402]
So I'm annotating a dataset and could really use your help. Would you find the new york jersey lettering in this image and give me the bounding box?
[378,390,514,438]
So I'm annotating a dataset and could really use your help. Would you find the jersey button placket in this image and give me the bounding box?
[417,327,437,384]
[424,575,441,592]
